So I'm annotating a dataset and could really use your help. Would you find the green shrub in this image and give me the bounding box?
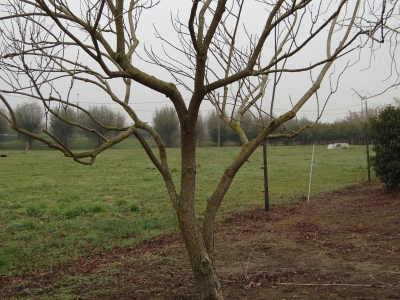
[370,104,400,189]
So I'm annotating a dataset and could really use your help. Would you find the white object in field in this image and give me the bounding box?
[327,143,350,150]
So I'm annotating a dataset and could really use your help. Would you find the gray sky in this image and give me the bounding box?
[131,1,400,123]
[2,1,399,124]
[111,0,400,123]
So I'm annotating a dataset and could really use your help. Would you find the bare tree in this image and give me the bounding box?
[207,110,233,146]
[152,106,179,148]
[0,105,8,134]
[82,105,126,147]
[0,105,9,146]
[195,112,206,145]
[13,101,43,150]
[49,106,76,148]
[0,1,396,298]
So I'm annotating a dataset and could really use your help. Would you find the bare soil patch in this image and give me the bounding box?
[1,180,400,299]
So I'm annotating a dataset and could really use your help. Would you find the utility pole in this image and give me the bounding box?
[352,88,371,182]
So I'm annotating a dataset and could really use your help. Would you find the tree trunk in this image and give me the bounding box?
[176,206,224,299]
[196,269,224,300]
[178,118,224,299]
[25,140,33,150]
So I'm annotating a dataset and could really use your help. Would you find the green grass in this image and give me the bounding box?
[0,143,371,276]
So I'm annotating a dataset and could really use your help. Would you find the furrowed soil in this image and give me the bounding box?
[1,180,400,299]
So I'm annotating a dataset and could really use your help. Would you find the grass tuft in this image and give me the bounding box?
[7,220,37,231]
[115,199,127,206]
[129,204,139,212]
[61,204,105,219]
[24,205,44,217]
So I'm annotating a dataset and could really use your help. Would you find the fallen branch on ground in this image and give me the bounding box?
[279,283,378,287]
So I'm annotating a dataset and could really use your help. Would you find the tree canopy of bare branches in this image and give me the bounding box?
[0,1,397,298]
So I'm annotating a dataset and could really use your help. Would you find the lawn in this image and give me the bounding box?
[0,142,370,276]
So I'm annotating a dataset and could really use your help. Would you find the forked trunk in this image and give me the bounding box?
[178,120,224,299]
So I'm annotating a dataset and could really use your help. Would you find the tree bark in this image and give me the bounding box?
[177,118,224,299]
[176,205,224,299]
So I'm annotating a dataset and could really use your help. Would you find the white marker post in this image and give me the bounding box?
[307,144,315,203]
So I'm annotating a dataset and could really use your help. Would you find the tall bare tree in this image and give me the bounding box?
[0,1,397,298]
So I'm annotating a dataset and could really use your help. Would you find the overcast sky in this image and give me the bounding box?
[114,1,400,123]
[2,1,400,124]
[128,1,400,123]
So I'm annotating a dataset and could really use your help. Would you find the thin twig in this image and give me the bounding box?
[279,283,378,287]
[219,279,236,283]
[244,248,254,279]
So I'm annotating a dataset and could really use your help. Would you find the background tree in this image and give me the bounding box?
[282,116,313,145]
[0,105,8,145]
[370,104,400,190]
[195,113,206,145]
[152,106,179,148]
[49,106,77,148]
[13,101,43,150]
[207,110,230,146]
[82,105,126,148]
[207,110,258,146]
[340,111,365,143]
[228,112,259,144]
[0,105,7,133]
[344,110,365,123]
[208,111,261,146]
[0,1,395,298]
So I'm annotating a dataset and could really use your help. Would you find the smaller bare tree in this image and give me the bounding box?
[82,105,125,148]
[13,101,43,150]
[49,107,77,148]
[152,106,179,148]
[0,105,8,134]
[207,110,230,146]
[0,105,9,146]
[195,113,206,146]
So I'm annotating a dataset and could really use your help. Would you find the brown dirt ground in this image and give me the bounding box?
[1,180,400,299]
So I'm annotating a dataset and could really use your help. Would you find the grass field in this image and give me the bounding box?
[0,143,371,276]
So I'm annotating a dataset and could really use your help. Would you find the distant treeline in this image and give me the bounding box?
[0,102,372,149]
[206,110,371,146]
